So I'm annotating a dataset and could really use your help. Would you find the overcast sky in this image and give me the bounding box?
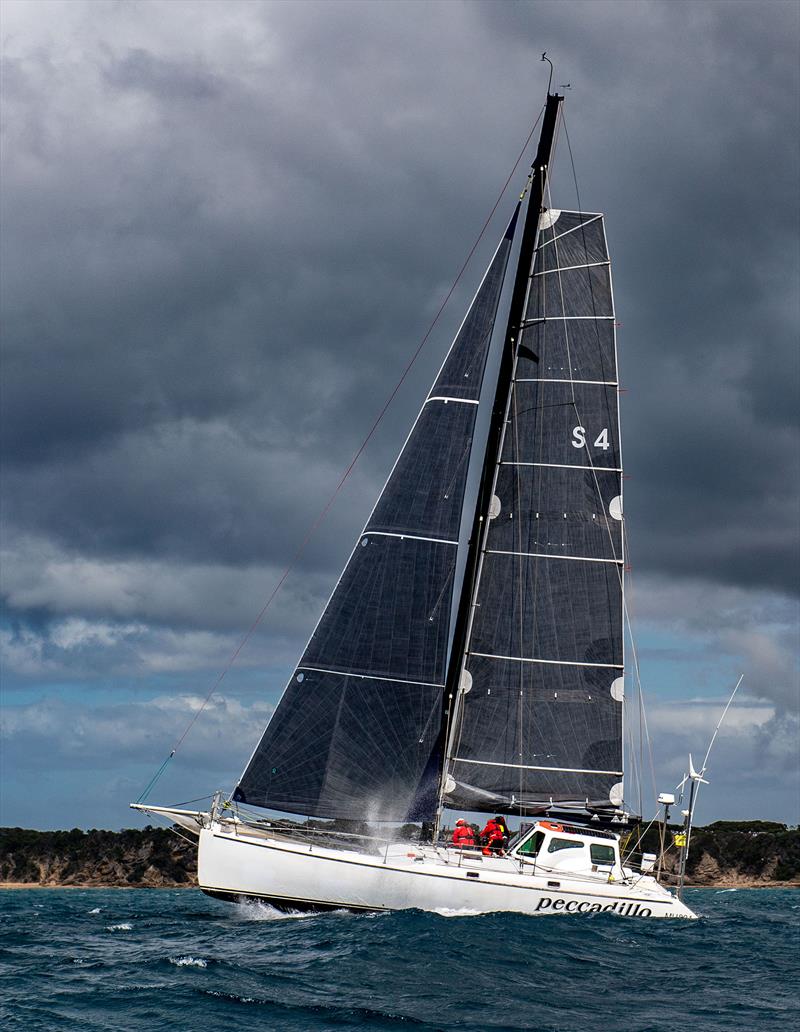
[1,0,798,830]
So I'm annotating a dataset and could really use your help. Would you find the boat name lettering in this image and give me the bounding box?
[535,897,652,917]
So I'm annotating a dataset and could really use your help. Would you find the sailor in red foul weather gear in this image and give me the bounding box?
[481,817,505,855]
[451,819,475,848]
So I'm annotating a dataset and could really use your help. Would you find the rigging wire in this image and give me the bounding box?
[619,563,658,806]
[136,103,547,804]
[167,794,214,808]
[701,674,744,774]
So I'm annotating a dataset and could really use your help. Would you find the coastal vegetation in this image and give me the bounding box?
[1,821,797,888]
[0,826,195,887]
[677,821,800,884]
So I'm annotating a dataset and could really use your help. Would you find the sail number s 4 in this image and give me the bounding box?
[571,426,610,450]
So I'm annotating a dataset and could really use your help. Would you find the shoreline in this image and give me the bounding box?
[4,822,798,891]
[0,881,196,890]
[0,883,195,891]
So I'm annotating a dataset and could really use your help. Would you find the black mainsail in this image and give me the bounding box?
[234,213,519,820]
[235,90,625,824]
[442,206,624,814]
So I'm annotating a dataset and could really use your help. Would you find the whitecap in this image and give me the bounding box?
[234,900,315,921]
[106,922,132,931]
[715,889,738,894]
[169,956,208,968]
[88,907,101,914]
[432,907,482,918]
[204,990,256,1004]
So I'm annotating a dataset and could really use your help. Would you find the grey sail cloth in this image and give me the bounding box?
[233,211,519,821]
[445,211,625,813]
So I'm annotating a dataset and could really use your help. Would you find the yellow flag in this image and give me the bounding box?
[673,832,687,848]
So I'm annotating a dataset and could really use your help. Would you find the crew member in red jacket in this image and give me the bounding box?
[481,817,505,855]
[451,819,475,848]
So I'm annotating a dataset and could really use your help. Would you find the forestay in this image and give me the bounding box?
[444,210,625,813]
[234,212,520,821]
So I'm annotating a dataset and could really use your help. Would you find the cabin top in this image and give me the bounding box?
[509,821,621,872]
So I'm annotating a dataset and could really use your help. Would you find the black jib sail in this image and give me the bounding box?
[443,208,625,814]
[233,212,519,821]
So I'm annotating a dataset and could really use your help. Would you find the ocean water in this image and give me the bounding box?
[1,888,797,1031]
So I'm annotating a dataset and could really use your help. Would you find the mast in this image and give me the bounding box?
[436,92,564,827]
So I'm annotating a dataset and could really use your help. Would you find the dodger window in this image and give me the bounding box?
[547,838,584,853]
[590,844,616,864]
[518,831,545,856]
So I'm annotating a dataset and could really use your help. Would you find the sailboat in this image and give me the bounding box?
[133,83,697,920]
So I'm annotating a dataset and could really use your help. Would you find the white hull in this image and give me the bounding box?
[197,819,696,919]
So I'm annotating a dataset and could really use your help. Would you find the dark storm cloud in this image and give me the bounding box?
[505,1,800,596]
[1,6,537,611]
[1,0,798,830]
[1,0,798,626]
[102,47,222,101]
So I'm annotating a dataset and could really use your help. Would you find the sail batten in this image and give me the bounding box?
[523,315,616,323]
[426,396,480,406]
[533,261,610,276]
[453,758,623,775]
[484,551,623,565]
[516,378,618,385]
[503,460,621,471]
[469,651,623,669]
[298,666,446,689]
[366,531,459,546]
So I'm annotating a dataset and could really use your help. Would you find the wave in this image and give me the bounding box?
[432,906,482,918]
[233,900,325,922]
[3,886,794,1032]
